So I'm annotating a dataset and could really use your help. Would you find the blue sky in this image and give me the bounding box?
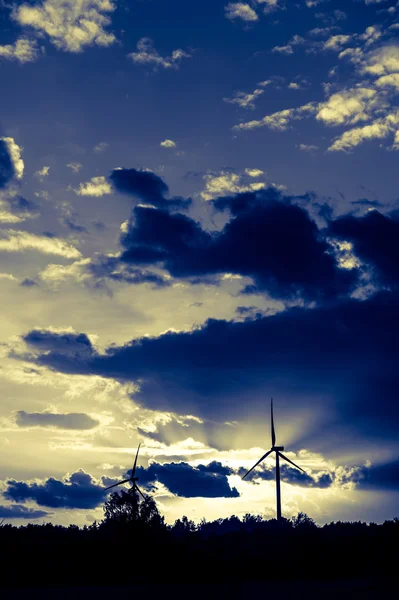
[0,0,399,526]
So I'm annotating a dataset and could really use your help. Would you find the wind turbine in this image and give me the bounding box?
[242,399,305,521]
[104,443,147,502]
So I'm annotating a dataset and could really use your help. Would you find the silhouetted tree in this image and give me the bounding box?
[103,487,165,530]
[171,515,196,537]
[292,511,317,531]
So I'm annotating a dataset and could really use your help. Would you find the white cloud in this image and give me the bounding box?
[223,88,264,109]
[234,102,317,131]
[225,3,259,22]
[272,44,294,55]
[160,139,177,148]
[74,176,112,197]
[0,137,24,180]
[93,142,108,153]
[298,144,319,151]
[0,229,82,258]
[316,88,378,126]
[13,0,116,53]
[323,34,353,51]
[128,38,191,70]
[272,35,305,55]
[361,44,399,76]
[0,38,38,63]
[244,168,264,177]
[255,0,282,14]
[34,166,50,179]
[328,110,399,151]
[0,208,24,224]
[66,162,83,173]
[375,72,399,91]
[201,171,266,200]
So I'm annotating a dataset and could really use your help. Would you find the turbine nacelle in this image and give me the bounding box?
[272,446,284,451]
[104,443,147,501]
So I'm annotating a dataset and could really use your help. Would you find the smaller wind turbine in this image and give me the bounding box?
[242,399,305,521]
[104,443,147,501]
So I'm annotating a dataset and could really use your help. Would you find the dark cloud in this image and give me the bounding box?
[237,464,334,488]
[20,278,38,287]
[8,196,38,215]
[135,461,239,498]
[4,470,106,509]
[0,504,51,519]
[15,410,99,430]
[119,189,357,302]
[23,329,94,360]
[62,219,88,233]
[87,255,170,288]
[329,210,399,287]
[346,460,399,491]
[351,199,383,208]
[18,290,399,438]
[0,139,15,188]
[109,168,190,209]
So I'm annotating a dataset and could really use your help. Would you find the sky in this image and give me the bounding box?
[0,0,399,527]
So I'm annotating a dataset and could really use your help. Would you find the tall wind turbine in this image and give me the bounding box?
[104,443,147,502]
[242,399,305,521]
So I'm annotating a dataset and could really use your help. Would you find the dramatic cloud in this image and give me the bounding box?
[136,461,239,498]
[348,460,399,491]
[239,463,334,488]
[118,188,356,301]
[329,210,399,286]
[23,329,94,358]
[15,410,99,430]
[0,504,51,519]
[4,470,106,509]
[0,38,38,63]
[128,38,191,70]
[0,230,81,258]
[19,290,399,436]
[39,255,170,289]
[13,0,116,53]
[109,168,189,209]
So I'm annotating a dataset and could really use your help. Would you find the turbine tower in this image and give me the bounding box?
[242,399,304,521]
[104,443,147,502]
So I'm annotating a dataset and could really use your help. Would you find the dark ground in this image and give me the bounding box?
[0,579,396,600]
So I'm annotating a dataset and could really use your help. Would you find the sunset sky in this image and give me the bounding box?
[1,0,399,527]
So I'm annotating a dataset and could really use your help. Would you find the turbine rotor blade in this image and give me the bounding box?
[131,443,141,477]
[135,484,147,501]
[242,449,274,480]
[271,398,276,447]
[104,478,131,491]
[278,452,305,473]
